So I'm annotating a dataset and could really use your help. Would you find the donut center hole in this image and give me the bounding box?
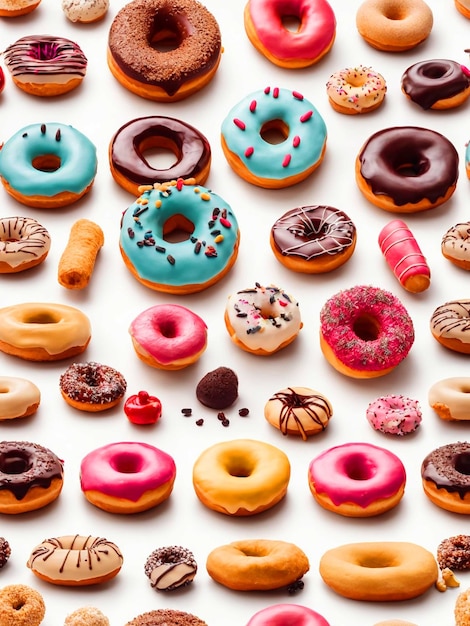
[156,319,178,338]
[352,314,381,342]
[344,454,376,480]
[32,155,61,173]
[391,148,429,178]
[260,119,289,145]
[139,136,179,170]
[359,556,396,568]
[383,7,406,19]
[423,64,448,79]
[30,41,60,60]
[455,453,470,475]
[0,451,31,474]
[111,452,143,474]
[281,14,302,32]
[12,600,26,611]
[149,15,182,52]
[162,214,195,243]
[226,456,255,478]
[23,312,60,324]
[348,74,367,88]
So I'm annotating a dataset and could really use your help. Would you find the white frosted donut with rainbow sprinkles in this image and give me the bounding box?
[326,65,386,114]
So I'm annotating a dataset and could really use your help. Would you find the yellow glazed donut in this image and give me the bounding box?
[326,65,387,114]
[0,377,40,420]
[192,438,290,516]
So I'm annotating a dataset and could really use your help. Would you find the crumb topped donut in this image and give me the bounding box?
[0,217,50,274]
[59,362,127,412]
[438,535,470,571]
[402,59,470,110]
[0,584,45,626]
[326,65,386,114]
[0,538,10,569]
[144,545,197,591]
[64,607,110,626]
[125,609,208,626]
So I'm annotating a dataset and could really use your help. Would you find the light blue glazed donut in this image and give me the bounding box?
[221,86,327,188]
[0,122,97,208]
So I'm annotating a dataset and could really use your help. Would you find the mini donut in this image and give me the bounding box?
[429,377,470,421]
[441,222,470,270]
[107,0,222,102]
[0,0,41,16]
[319,285,414,379]
[0,217,51,274]
[192,438,291,516]
[456,0,470,17]
[0,122,97,209]
[221,87,327,189]
[65,607,110,626]
[129,304,208,370]
[401,59,470,110]
[58,219,104,290]
[319,541,438,601]
[62,0,109,22]
[27,535,123,586]
[225,283,302,355]
[125,609,208,626]
[0,376,40,420]
[3,35,87,97]
[356,126,459,213]
[270,205,356,273]
[59,362,127,412]
[356,0,433,52]
[366,394,422,435]
[244,0,336,68]
[80,441,176,514]
[206,539,309,591]
[0,584,45,626]
[421,441,470,513]
[0,440,64,514]
[430,299,470,354]
[0,302,91,362]
[144,545,197,591]
[326,65,386,114]
[308,442,406,517]
[246,604,330,626]
[0,538,11,569]
[120,180,240,294]
[109,116,211,196]
[437,535,470,570]
[264,386,333,440]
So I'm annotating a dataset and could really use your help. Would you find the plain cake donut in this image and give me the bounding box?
[246,604,330,626]
[0,377,40,420]
[429,377,470,421]
[0,217,50,273]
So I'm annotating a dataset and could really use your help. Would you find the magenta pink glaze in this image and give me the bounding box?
[308,442,406,508]
[129,303,207,365]
[247,0,336,62]
[80,442,176,501]
[246,603,330,626]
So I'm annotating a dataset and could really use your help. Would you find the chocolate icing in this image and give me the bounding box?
[402,59,470,109]
[422,442,470,499]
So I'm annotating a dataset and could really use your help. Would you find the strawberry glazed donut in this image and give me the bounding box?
[319,285,414,378]
[246,604,330,626]
[244,0,336,68]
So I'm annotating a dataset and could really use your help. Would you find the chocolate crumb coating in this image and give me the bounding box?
[0,537,10,568]
[144,545,197,590]
[125,609,207,626]
[196,366,238,409]
[438,535,470,570]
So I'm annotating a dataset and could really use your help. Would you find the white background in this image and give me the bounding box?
[0,1,470,624]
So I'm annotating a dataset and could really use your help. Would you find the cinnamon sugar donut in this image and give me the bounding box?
[0,584,45,626]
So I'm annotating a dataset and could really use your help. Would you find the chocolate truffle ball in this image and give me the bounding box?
[196,367,238,409]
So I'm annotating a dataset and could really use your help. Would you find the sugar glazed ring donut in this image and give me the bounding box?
[356,0,433,52]
[3,35,88,97]
[206,539,309,591]
[430,299,470,354]
[438,535,470,571]
[402,59,470,110]
[0,302,91,362]
[27,535,123,586]
[326,65,386,114]
[270,205,356,273]
[0,217,50,273]
[107,0,222,102]
[192,438,291,516]
[0,376,40,420]
[366,394,422,435]
[126,609,208,626]
[442,222,470,270]
[246,604,330,626]
[0,440,64,514]
[0,584,45,626]
[120,180,240,294]
[109,116,211,195]
[0,122,97,209]
[221,87,327,189]
[144,545,197,591]
[429,377,470,421]
[59,362,127,412]
[421,441,470,513]
[319,541,438,600]
[319,285,414,378]
[244,0,336,68]
[356,126,459,213]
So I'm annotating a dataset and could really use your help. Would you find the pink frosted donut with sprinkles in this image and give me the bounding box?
[221,86,327,189]
[326,65,386,114]
[366,394,422,435]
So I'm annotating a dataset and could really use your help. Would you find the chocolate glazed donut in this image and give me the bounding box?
[401,59,470,109]
[109,116,211,195]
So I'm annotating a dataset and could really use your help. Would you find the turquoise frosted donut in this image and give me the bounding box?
[0,122,97,208]
[221,86,327,189]
[119,179,240,294]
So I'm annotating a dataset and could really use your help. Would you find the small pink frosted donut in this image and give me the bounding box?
[129,303,207,370]
[246,604,330,626]
[366,394,422,435]
[308,442,406,517]
[80,442,176,514]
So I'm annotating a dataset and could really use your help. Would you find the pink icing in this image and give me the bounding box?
[80,442,176,502]
[308,442,406,508]
[246,603,330,626]
[247,0,336,63]
[378,219,430,288]
[129,304,207,365]
[366,394,422,435]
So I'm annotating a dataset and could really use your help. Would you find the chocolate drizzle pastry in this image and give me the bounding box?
[144,545,197,591]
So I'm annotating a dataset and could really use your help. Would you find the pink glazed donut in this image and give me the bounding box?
[129,304,208,370]
[246,604,330,626]
[80,442,176,514]
[308,442,406,517]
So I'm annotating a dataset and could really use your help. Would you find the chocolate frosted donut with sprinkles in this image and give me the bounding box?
[430,299,470,354]
[221,86,327,189]
[3,35,88,97]
[59,362,127,412]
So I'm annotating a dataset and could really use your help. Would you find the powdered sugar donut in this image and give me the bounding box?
[366,394,422,435]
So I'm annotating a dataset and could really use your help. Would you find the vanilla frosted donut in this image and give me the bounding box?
[442,222,470,270]
[0,377,40,420]
[428,377,470,421]
[0,217,51,273]
[430,299,470,354]
[62,0,109,22]
[326,65,386,114]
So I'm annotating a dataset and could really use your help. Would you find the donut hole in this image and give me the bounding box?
[383,7,406,20]
[0,450,32,474]
[358,555,397,568]
[139,136,179,171]
[260,119,289,145]
[344,454,376,480]
[23,312,60,324]
[30,41,60,60]
[155,318,178,338]
[391,150,429,178]
[163,214,195,243]
[455,453,470,476]
[32,155,61,173]
[225,455,255,478]
[110,452,143,474]
[423,63,449,80]
[352,313,381,342]
[347,73,367,88]
[12,599,26,611]
[149,14,183,52]
[281,14,302,33]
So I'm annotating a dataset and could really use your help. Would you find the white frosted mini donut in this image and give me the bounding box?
[0,377,40,420]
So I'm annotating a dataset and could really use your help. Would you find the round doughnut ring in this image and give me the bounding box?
[437,534,470,571]
[430,299,470,354]
[401,59,470,110]
[0,584,45,626]
[0,217,51,273]
[246,604,330,626]
[0,377,41,420]
[326,65,387,114]
[144,545,197,590]
[429,377,470,421]
[109,116,212,195]
[59,362,127,412]
[421,441,470,513]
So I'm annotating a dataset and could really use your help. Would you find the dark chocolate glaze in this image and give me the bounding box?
[0,441,63,500]
[402,59,470,109]
[358,126,459,206]
[110,117,211,186]
[271,205,356,260]
[422,442,470,499]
